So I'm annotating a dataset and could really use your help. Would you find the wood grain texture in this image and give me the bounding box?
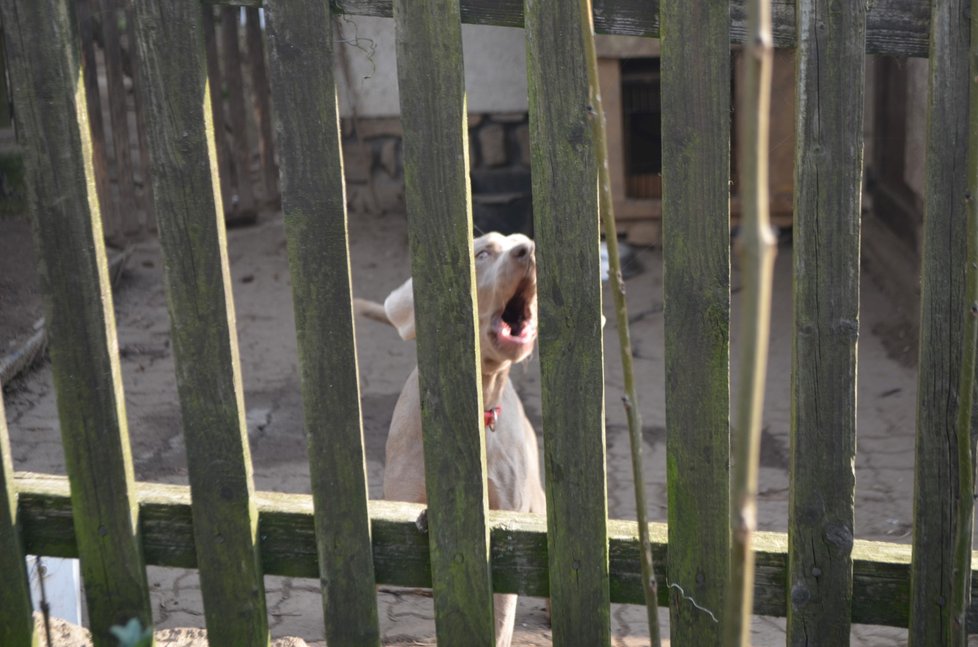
[213,0,930,57]
[16,473,978,629]
[909,0,971,644]
[659,0,730,642]
[262,1,380,644]
[524,0,610,644]
[0,398,36,647]
[220,6,257,220]
[0,1,153,643]
[392,0,495,643]
[787,1,866,645]
[130,3,269,645]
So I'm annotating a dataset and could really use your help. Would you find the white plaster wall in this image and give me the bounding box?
[335,16,528,117]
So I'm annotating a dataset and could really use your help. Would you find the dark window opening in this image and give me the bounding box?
[621,58,662,199]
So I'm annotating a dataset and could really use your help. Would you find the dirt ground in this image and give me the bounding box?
[0,204,960,645]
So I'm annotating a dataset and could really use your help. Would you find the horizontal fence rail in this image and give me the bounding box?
[14,473,978,631]
[206,0,930,57]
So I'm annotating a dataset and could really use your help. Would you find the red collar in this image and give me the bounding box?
[484,406,501,431]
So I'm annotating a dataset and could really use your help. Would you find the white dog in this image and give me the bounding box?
[358,232,546,647]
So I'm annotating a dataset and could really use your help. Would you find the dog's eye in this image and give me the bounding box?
[476,249,491,260]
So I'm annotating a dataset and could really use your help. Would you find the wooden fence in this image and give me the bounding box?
[0,0,975,646]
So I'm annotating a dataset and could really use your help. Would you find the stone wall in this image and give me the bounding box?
[341,112,531,218]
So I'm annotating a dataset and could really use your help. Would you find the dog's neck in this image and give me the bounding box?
[481,359,512,408]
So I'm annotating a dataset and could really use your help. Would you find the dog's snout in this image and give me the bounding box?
[511,241,535,262]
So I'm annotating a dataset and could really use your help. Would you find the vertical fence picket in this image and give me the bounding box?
[787,1,866,644]
[261,3,380,645]
[659,0,731,642]
[0,394,36,646]
[909,0,971,643]
[524,1,611,644]
[130,3,269,645]
[392,0,496,643]
[0,1,154,643]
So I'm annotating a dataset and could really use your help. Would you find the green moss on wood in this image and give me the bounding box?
[0,1,153,643]
[525,0,610,644]
[392,0,495,643]
[262,1,380,644]
[130,3,268,644]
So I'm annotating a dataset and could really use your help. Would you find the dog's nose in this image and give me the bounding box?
[511,241,535,261]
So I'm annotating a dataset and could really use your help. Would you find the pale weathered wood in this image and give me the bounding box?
[524,0,611,644]
[0,398,36,646]
[909,0,971,644]
[0,2,154,644]
[659,0,731,642]
[15,473,978,629]
[787,1,866,646]
[212,0,929,57]
[262,1,380,644]
[391,0,495,643]
[130,3,269,645]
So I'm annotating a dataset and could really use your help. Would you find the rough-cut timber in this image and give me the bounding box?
[392,0,495,643]
[0,398,35,646]
[909,0,971,644]
[0,1,154,644]
[220,6,257,223]
[130,3,269,645]
[212,0,929,57]
[525,0,610,644]
[660,0,731,642]
[15,473,978,630]
[262,1,380,644]
[787,1,866,645]
[245,7,278,203]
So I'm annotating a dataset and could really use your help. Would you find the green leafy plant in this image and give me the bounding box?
[110,618,153,647]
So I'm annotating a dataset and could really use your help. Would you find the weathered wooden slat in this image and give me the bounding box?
[391,0,495,643]
[909,0,971,643]
[952,0,978,637]
[16,473,978,629]
[0,398,36,646]
[787,1,866,645]
[0,1,153,643]
[210,0,930,57]
[262,1,380,645]
[659,0,730,642]
[524,0,610,644]
[220,6,258,223]
[130,3,269,645]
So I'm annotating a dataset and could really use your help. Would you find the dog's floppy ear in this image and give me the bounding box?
[384,278,416,340]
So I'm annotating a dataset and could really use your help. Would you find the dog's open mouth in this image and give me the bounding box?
[490,279,537,350]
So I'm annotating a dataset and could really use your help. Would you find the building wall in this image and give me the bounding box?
[335,16,528,117]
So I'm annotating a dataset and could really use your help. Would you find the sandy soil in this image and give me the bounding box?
[0,205,959,645]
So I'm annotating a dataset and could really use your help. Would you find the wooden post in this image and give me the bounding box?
[524,0,611,644]
[909,0,971,644]
[0,0,154,643]
[76,0,119,244]
[221,7,258,225]
[130,2,269,644]
[787,1,866,645]
[245,8,278,207]
[0,394,36,646]
[202,5,235,223]
[97,0,139,239]
[659,0,731,642]
[262,1,380,644]
[392,0,496,642]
